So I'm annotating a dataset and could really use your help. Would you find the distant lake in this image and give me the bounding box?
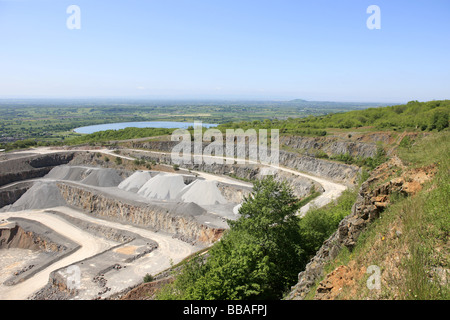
[74,121,217,134]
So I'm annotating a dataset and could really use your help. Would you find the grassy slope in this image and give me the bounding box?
[304,130,449,300]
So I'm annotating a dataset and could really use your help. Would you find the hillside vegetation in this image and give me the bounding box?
[217,100,449,135]
[148,101,448,301]
[302,130,449,300]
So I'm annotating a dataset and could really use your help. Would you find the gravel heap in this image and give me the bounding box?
[3,181,66,212]
[80,168,124,187]
[118,171,153,193]
[44,165,89,182]
[137,173,187,200]
[178,180,228,206]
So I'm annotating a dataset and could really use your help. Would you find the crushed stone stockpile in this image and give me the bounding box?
[164,201,208,217]
[2,181,66,212]
[44,165,90,182]
[137,173,187,200]
[80,168,124,187]
[178,180,228,206]
[118,171,153,193]
[45,165,124,188]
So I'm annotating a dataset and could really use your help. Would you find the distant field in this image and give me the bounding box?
[0,98,386,147]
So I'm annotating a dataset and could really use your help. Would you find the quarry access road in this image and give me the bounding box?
[123,148,348,216]
[0,209,116,300]
[1,146,348,299]
[0,206,201,300]
[8,146,348,215]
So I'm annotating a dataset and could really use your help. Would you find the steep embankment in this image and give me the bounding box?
[0,152,76,187]
[0,181,33,208]
[122,140,361,185]
[0,217,80,287]
[280,135,377,158]
[287,130,449,300]
[56,182,225,245]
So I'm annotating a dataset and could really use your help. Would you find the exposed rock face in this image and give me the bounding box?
[128,150,325,198]
[0,219,70,252]
[0,218,80,286]
[278,151,361,184]
[280,135,377,158]
[119,277,174,300]
[56,183,224,245]
[286,157,436,300]
[124,139,362,185]
[217,182,252,203]
[0,223,43,251]
[313,261,366,300]
[127,135,378,159]
[0,182,33,208]
[0,152,76,187]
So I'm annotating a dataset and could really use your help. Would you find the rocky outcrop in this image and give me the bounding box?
[127,136,378,159]
[286,157,436,300]
[119,277,174,300]
[217,182,252,203]
[56,183,224,245]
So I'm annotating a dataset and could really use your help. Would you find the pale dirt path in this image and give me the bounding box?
[1,146,349,299]
[0,210,116,300]
[129,149,348,215]
[7,146,348,214]
[0,206,200,300]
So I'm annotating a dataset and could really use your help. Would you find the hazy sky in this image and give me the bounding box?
[0,0,449,102]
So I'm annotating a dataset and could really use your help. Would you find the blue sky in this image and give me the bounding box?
[0,0,449,102]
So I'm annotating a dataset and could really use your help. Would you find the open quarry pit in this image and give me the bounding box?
[0,148,355,300]
[0,152,253,299]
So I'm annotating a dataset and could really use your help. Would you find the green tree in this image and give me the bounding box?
[157,176,305,300]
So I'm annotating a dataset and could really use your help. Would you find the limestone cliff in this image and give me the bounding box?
[56,183,224,245]
[280,135,377,158]
[122,139,362,185]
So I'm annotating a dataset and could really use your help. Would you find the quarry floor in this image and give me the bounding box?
[0,206,203,300]
[0,146,348,300]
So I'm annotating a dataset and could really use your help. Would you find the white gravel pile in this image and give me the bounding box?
[118,171,152,193]
[137,173,186,200]
[178,180,228,206]
[81,168,124,187]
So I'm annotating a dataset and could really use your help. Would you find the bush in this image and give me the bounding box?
[143,274,154,283]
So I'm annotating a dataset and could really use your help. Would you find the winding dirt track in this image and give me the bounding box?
[123,148,348,216]
[1,146,348,299]
[0,207,199,300]
[0,210,115,300]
